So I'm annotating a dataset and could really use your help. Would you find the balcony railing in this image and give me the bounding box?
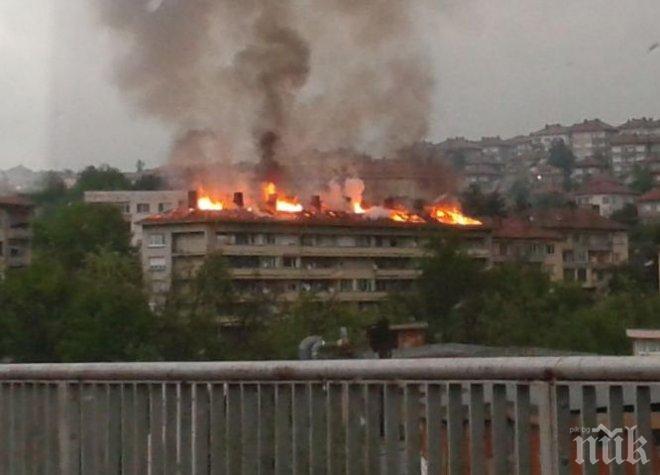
[0,357,657,474]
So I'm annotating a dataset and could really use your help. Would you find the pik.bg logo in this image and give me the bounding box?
[572,424,649,466]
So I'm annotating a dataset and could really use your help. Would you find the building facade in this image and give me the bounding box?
[569,119,616,161]
[530,124,570,151]
[490,211,628,289]
[0,196,34,277]
[617,118,660,136]
[573,176,637,218]
[637,189,660,223]
[140,209,491,307]
[610,134,660,178]
[84,190,189,246]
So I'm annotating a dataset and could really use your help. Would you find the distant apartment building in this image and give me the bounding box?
[0,196,34,277]
[637,189,660,224]
[569,119,617,161]
[462,157,502,191]
[438,137,483,162]
[570,157,608,183]
[617,117,660,136]
[84,190,189,246]
[626,329,660,356]
[530,124,570,151]
[491,217,564,281]
[477,136,513,163]
[507,135,535,157]
[643,156,660,185]
[610,134,660,178]
[139,208,491,307]
[573,176,636,218]
[491,210,628,289]
[528,163,564,193]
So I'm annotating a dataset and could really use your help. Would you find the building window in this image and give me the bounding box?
[546,244,555,255]
[235,233,254,245]
[562,251,574,263]
[357,279,374,292]
[283,256,298,268]
[149,257,167,272]
[118,202,130,214]
[261,257,278,269]
[340,280,354,292]
[301,235,315,246]
[148,234,166,248]
[136,203,151,213]
[577,268,587,282]
[158,202,172,213]
[264,234,276,245]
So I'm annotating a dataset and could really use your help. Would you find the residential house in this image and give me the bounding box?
[462,156,502,192]
[573,176,637,218]
[626,329,660,356]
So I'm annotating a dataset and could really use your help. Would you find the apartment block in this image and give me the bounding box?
[84,190,189,246]
[0,196,34,277]
[569,119,617,161]
[140,208,491,307]
[617,117,660,136]
[491,211,628,290]
[530,124,570,151]
[610,134,660,178]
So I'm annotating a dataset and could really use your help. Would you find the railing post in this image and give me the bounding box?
[537,381,559,475]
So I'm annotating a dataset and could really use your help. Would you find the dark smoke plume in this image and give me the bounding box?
[95,0,437,168]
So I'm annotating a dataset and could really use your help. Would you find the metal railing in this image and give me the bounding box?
[0,357,658,474]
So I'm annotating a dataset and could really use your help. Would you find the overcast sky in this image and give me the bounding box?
[1,0,659,171]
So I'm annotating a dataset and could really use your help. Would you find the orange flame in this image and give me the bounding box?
[353,201,366,214]
[262,182,304,213]
[430,205,482,226]
[197,194,224,211]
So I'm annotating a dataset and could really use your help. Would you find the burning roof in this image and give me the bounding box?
[140,182,485,230]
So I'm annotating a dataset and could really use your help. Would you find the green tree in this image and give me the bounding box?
[461,184,507,217]
[55,251,158,362]
[33,202,132,269]
[610,203,638,226]
[548,142,576,176]
[630,165,654,194]
[133,174,165,190]
[75,165,131,193]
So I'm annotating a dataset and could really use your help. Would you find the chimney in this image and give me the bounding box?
[233,192,245,208]
[188,190,198,209]
[310,195,322,212]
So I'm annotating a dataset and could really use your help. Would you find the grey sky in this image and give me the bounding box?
[1,0,659,171]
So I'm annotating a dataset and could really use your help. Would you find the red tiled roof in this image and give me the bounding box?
[0,195,34,208]
[531,208,628,231]
[570,119,616,133]
[530,124,569,137]
[574,177,636,196]
[492,217,562,240]
[618,118,660,131]
[139,207,488,231]
[638,189,660,203]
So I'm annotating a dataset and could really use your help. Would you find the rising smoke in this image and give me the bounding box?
[95,0,437,174]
